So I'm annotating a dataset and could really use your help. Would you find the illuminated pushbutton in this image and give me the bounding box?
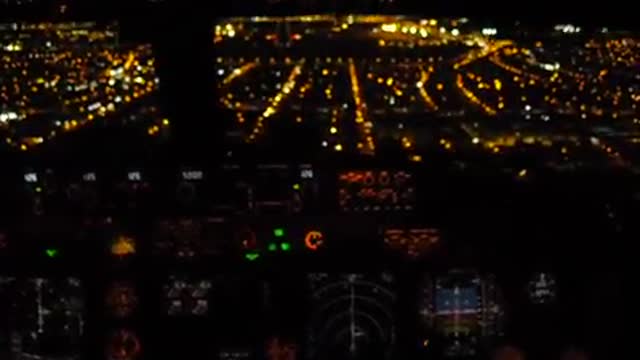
[245,253,260,261]
[267,227,292,253]
[304,231,324,251]
[239,227,260,261]
[273,228,285,238]
[238,227,258,250]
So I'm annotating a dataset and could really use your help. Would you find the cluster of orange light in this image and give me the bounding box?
[604,38,640,67]
[247,62,304,142]
[1,41,159,149]
[213,27,640,168]
[489,50,542,83]
[348,58,375,154]
[463,71,507,111]
[147,119,170,137]
[496,39,640,121]
[328,108,341,137]
[111,235,137,257]
[456,73,497,116]
[401,136,414,149]
[454,40,512,69]
[417,66,439,111]
[439,138,454,151]
[462,44,636,121]
[220,61,258,87]
[340,170,377,184]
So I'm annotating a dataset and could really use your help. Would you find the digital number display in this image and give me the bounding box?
[181,170,204,181]
[82,172,97,182]
[338,170,415,212]
[24,172,38,183]
[127,171,142,182]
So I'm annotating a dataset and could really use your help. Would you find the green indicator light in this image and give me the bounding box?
[280,242,291,251]
[274,228,285,237]
[268,243,278,252]
[293,183,301,190]
[45,248,59,258]
[245,252,260,261]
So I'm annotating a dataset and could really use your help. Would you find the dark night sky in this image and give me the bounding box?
[1,0,638,30]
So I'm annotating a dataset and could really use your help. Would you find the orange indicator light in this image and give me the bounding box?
[304,231,324,251]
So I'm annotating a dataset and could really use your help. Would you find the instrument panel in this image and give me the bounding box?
[0,163,627,360]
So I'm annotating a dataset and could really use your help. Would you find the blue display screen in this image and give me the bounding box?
[435,287,479,313]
